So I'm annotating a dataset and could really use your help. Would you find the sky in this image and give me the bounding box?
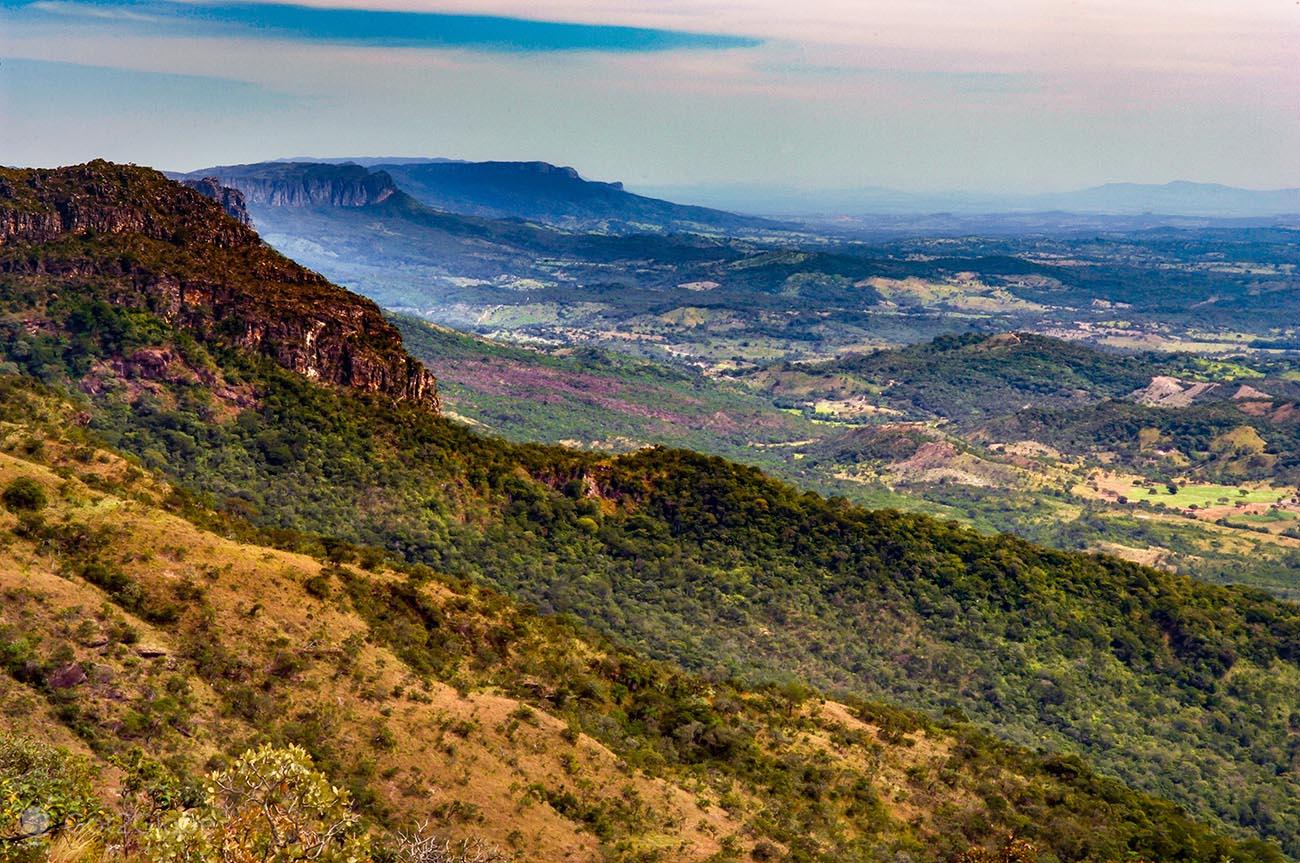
[1,0,1298,194]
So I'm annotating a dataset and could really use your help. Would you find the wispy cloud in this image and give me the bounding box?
[1,0,1296,190]
[3,0,762,52]
[0,54,276,94]
[28,0,160,21]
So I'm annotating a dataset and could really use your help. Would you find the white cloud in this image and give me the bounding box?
[2,0,1297,189]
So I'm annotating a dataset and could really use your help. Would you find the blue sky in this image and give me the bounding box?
[2,0,1297,193]
[0,0,758,51]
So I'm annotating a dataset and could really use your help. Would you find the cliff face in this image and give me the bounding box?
[182,177,253,225]
[182,163,398,208]
[145,273,441,408]
[0,161,439,412]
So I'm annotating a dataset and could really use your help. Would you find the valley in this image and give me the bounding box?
[392,318,1300,598]
[166,161,1300,598]
[179,163,1300,374]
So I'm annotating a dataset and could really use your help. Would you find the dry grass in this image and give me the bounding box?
[0,447,742,863]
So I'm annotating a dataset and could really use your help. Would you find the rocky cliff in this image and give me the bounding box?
[178,162,399,207]
[182,176,253,225]
[0,161,439,411]
[274,158,780,233]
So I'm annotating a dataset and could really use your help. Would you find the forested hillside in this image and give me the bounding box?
[4,379,1283,862]
[748,333,1169,422]
[3,162,1300,858]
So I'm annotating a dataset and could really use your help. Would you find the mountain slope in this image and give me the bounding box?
[4,382,1282,863]
[4,162,1300,857]
[175,161,401,208]
[0,160,439,410]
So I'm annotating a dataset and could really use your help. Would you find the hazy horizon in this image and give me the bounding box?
[3,0,1298,195]
[147,152,1300,197]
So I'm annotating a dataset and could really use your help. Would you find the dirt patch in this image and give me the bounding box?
[1131,376,1220,408]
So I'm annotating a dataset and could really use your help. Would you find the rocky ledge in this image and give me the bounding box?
[178,162,398,208]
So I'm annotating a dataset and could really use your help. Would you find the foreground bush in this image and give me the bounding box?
[145,744,370,863]
[0,735,101,862]
[0,734,511,863]
[1,477,47,513]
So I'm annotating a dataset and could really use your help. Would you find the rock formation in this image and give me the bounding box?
[0,161,439,412]
[182,176,253,224]
[186,162,398,207]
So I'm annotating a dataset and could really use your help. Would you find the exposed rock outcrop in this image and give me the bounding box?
[182,176,253,225]
[1130,376,1220,408]
[182,162,398,208]
[0,161,439,412]
[47,663,87,689]
[0,161,249,248]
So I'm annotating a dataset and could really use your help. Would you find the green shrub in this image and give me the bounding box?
[0,731,102,857]
[303,573,332,600]
[2,477,46,513]
[146,743,370,863]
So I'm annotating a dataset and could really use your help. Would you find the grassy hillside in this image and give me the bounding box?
[390,318,812,452]
[4,163,1300,857]
[4,391,1280,863]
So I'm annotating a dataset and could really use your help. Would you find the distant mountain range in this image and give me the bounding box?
[171,160,742,298]
[178,158,1300,223]
[177,159,782,235]
[634,180,1300,218]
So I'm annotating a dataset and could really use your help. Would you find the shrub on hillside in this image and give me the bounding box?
[0,732,102,861]
[2,477,46,513]
[146,743,371,863]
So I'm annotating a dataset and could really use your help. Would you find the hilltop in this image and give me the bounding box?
[0,160,438,410]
